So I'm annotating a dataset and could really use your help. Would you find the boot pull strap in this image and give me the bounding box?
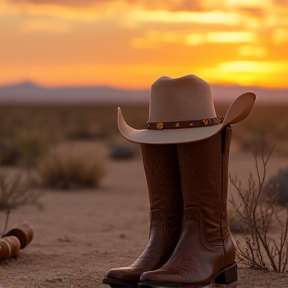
[222,125,232,156]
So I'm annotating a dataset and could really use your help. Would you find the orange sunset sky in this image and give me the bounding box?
[1,0,288,89]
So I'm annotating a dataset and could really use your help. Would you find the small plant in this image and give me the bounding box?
[229,142,288,273]
[228,208,245,234]
[0,142,20,166]
[265,167,288,207]
[36,143,108,189]
[0,169,41,211]
[16,130,49,167]
[109,143,137,160]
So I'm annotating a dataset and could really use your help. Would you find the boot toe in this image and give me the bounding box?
[140,268,183,285]
[103,267,140,285]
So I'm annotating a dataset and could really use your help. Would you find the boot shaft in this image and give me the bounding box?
[177,125,232,243]
[141,144,183,241]
[141,144,183,216]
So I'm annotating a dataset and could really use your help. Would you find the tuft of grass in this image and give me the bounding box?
[36,142,108,189]
[109,143,137,160]
[0,169,41,211]
[265,167,288,207]
[16,130,49,167]
[228,208,245,234]
[0,142,20,166]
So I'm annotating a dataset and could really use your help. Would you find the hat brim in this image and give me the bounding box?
[117,92,256,144]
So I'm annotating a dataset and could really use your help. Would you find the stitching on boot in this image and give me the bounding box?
[151,209,179,245]
[185,207,223,252]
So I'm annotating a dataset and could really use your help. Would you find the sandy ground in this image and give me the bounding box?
[1,147,288,288]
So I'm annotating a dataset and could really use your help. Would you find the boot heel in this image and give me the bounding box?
[213,263,237,284]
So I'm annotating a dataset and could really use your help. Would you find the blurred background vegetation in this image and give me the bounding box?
[1,102,288,159]
[1,102,288,245]
[0,102,287,193]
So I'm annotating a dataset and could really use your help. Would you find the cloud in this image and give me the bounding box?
[139,0,206,12]
[130,30,257,49]
[273,28,288,44]
[199,59,288,87]
[273,0,288,6]
[187,31,257,45]
[8,0,210,11]
[20,19,72,33]
[9,0,100,7]
[126,10,242,25]
[238,45,267,58]
[238,7,265,18]
[5,0,117,22]
[131,31,182,48]
[217,60,288,74]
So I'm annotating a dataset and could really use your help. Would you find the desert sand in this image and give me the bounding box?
[1,146,288,288]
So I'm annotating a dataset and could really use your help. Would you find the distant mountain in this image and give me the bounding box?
[211,84,288,104]
[0,81,150,104]
[0,81,287,104]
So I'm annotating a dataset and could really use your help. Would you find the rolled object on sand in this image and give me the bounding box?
[0,238,11,261]
[2,236,21,257]
[4,221,34,249]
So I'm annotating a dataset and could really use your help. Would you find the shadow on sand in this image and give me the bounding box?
[98,282,238,288]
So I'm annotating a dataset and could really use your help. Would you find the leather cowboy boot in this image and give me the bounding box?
[140,125,236,287]
[103,144,183,287]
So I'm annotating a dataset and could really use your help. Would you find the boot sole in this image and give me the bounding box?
[139,263,237,288]
[213,263,238,284]
[102,276,138,288]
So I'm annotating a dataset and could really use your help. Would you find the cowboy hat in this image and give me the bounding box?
[117,74,256,144]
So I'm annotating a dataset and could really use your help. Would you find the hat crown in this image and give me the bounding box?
[148,75,217,123]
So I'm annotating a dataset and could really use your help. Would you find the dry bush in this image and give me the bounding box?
[109,143,138,160]
[229,143,288,273]
[16,130,49,167]
[36,142,108,189]
[265,167,288,207]
[1,103,288,156]
[0,169,41,211]
[231,104,288,156]
[0,143,19,166]
[228,208,245,234]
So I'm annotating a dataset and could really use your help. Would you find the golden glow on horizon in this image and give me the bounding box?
[273,28,288,44]
[238,45,267,58]
[218,61,288,74]
[1,0,288,88]
[225,0,270,8]
[126,10,242,25]
[186,32,256,45]
[20,19,72,34]
[131,31,257,48]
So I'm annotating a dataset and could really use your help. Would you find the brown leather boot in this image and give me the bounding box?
[103,144,183,287]
[140,125,237,287]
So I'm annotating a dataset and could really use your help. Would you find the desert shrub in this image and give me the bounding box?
[16,130,49,167]
[36,142,108,189]
[228,208,245,234]
[0,169,41,211]
[0,143,20,166]
[229,143,288,272]
[109,143,137,160]
[66,124,107,141]
[265,167,288,206]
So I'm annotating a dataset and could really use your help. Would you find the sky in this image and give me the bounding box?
[1,0,288,89]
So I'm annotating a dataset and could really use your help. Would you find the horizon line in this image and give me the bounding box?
[1,80,288,91]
